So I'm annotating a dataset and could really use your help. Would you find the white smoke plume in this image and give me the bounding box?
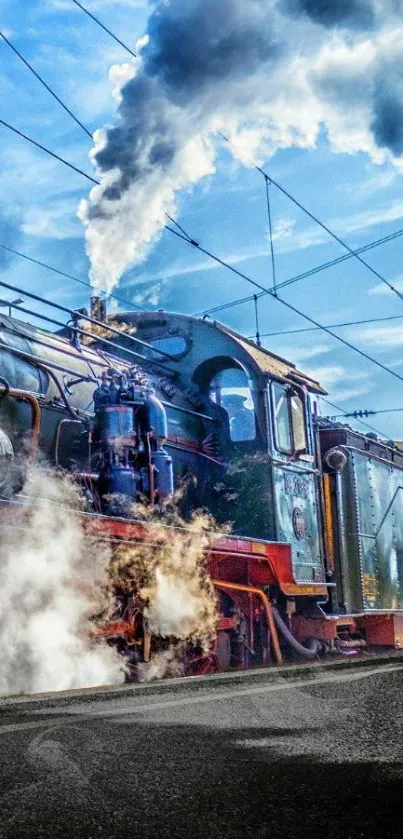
[110,506,219,646]
[79,0,403,295]
[0,468,123,696]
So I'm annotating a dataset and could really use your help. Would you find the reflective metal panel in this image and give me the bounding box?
[350,451,403,610]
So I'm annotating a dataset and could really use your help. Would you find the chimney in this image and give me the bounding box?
[90,296,107,323]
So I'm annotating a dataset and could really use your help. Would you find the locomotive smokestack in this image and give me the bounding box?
[90,296,107,324]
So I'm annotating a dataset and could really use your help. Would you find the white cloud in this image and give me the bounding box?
[272,343,332,364]
[302,364,371,402]
[22,201,82,241]
[369,276,403,296]
[354,323,403,349]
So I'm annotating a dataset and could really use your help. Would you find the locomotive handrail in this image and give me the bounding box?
[0,274,177,363]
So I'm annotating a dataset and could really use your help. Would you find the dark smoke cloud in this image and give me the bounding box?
[371,74,403,157]
[143,0,283,95]
[280,0,375,28]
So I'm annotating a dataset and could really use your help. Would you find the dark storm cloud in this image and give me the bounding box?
[279,0,375,28]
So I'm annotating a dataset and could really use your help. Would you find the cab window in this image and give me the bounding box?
[210,367,256,443]
[271,383,307,454]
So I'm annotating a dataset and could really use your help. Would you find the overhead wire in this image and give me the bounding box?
[3,87,403,395]
[69,0,137,58]
[0,117,98,183]
[248,312,403,339]
[0,29,93,138]
[320,397,389,439]
[6,13,402,332]
[0,242,148,313]
[197,226,403,318]
[163,225,403,390]
[4,16,403,403]
[13,3,400,340]
[219,132,403,307]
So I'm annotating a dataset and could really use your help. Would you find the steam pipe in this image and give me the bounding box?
[0,380,41,460]
[272,607,318,660]
[211,580,282,665]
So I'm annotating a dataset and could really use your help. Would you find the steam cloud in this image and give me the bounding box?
[0,468,123,695]
[79,0,403,294]
[110,506,218,639]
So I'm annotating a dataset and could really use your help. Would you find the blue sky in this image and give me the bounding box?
[2,0,403,439]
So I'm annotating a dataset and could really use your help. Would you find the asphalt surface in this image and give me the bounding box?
[1,657,403,839]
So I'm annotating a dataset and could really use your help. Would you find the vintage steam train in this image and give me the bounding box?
[1,296,403,673]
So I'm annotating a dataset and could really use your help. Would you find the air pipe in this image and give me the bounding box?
[272,607,319,660]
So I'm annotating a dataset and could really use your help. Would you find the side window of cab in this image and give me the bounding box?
[271,383,308,455]
[210,368,256,443]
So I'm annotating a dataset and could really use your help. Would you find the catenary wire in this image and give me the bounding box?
[3,41,403,394]
[219,132,403,307]
[65,2,403,318]
[3,114,403,393]
[10,10,398,322]
[0,29,93,138]
[70,0,137,58]
[164,227,403,390]
[1,38,197,245]
[248,312,403,339]
[198,226,403,318]
[0,242,148,313]
[0,118,98,183]
[320,397,389,438]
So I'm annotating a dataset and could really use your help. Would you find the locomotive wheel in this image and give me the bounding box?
[216,631,231,670]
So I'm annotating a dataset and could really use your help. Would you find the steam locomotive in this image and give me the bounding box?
[1,296,403,672]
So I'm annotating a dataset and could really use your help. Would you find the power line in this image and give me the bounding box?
[0,118,98,183]
[70,0,137,58]
[219,132,403,308]
[334,407,403,418]
[0,117,197,255]
[3,33,403,391]
[198,225,403,318]
[320,397,389,438]
[0,29,92,139]
[0,242,148,313]
[166,226,403,390]
[265,176,277,295]
[65,1,403,320]
[4,110,403,394]
[248,312,403,339]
